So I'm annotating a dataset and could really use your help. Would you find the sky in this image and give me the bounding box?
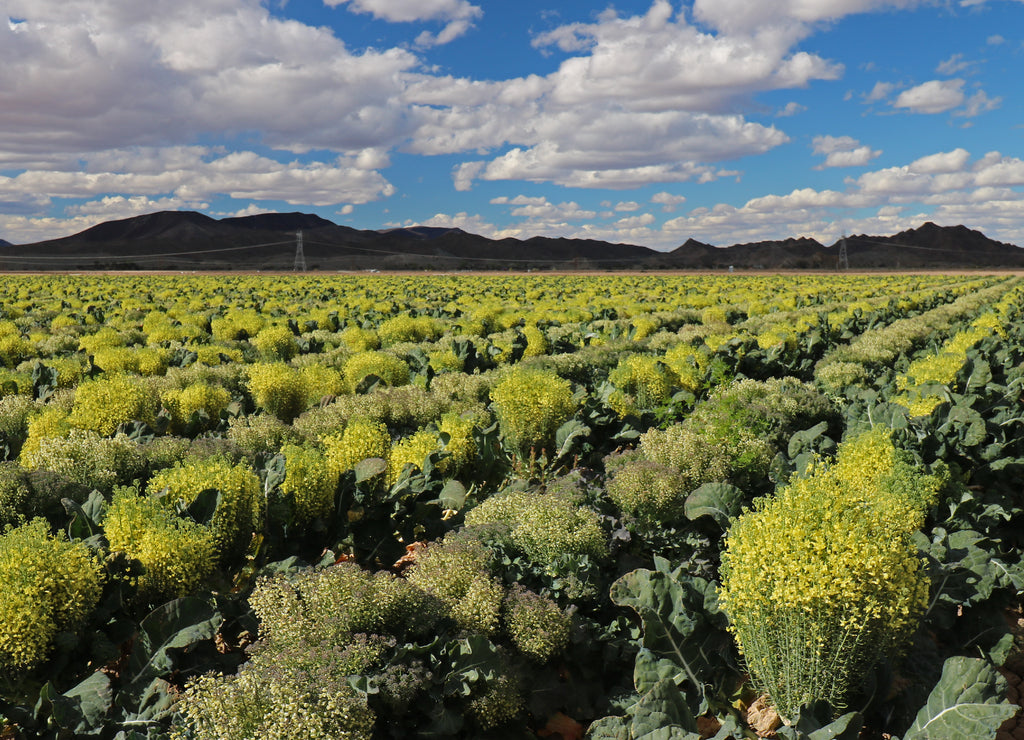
[1,0,1022,250]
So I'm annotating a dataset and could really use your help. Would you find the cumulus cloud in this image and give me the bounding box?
[692,0,924,36]
[957,89,1002,117]
[908,148,971,174]
[777,102,806,116]
[0,148,394,206]
[412,0,836,189]
[811,136,881,169]
[0,0,421,162]
[327,0,482,45]
[936,53,975,75]
[439,108,781,190]
[378,148,1024,251]
[651,192,687,212]
[892,79,966,113]
[863,81,898,103]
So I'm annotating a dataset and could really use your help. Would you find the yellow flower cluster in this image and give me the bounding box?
[663,343,707,394]
[250,562,439,646]
[522,325,550,357]
[300,363,345,405]
[0,518,103,669]
[105,487,216,600]
[438,411,477,474]
[378,314,441,345]
[490,367,576,456]
[92,346,170,376]
[323,417,391,480]
[464,488,608,568]
[247,363,307,422]
[0,330,33,369]
[78,326,125,355]
[387,429,441,486]
[162,382,231,432]
[280,445,338,524]
[892,297,1017,415]
[343,351,410,393]
[68,373,160,436]
[605,460,687,524]
[148,457,263,562]
[469,673,523,731]
[502,585,570,661]
[406,538,504,634]
[20,406,72,465]
[339,325,380,352]
[175,662,375,740]
[252,324,299,361]
[718,429,942,718]
[210,308,265,341]
[27,429,144,494]
[606,354,676,417]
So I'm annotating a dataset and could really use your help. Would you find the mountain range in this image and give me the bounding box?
[1,211,1022,271]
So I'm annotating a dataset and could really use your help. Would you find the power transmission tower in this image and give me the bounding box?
[838,235,849,271]
[293,230,307,272]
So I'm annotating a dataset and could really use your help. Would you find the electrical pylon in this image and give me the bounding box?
[293,230,307,272]
[838,235,849,271]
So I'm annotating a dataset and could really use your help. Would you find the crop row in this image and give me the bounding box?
[0,272,1021,740]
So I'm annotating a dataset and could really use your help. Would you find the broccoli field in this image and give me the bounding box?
[0,271,1023,739]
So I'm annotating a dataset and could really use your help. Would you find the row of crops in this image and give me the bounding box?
[1,271,1023,739]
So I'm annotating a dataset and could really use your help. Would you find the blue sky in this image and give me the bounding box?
[1,0,1022,249]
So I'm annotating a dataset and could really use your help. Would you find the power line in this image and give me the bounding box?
[302,238,648,264]
[0,239,294,263]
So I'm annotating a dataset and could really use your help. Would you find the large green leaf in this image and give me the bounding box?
[901,656,1017,740]
[32,672,113,736]
[587,715,631,740]
[683,483,745,530]
[126,597,222,694]
[609,566,734,712]
[629,679,699,738]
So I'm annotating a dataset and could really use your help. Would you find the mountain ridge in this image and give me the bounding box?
[1,211,1021,270]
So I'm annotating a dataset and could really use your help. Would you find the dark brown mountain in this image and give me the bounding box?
[0,211,1020,271]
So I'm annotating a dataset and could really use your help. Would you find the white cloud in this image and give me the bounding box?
[536,1,842,113]
[651,192,687,212]
[615,201,642,212]
[957,89,1001,117]
[692,0,924,35]
[415,0,836,189]
[777,102,806,116]
[908,148,971,174]
[811,136,880,169]
[892,79,966,114]
[812,135,860,155]
[0,0,421,160]
[863,81,898,102]
[0,147,395,225]
[381,147,1024,251]
[507,199,596,220]
[327,0,480,24]
[490,195,548,206]
[817,147,882,169]
[328,0,482,46]
[615,213,656,228]
[936,53,975,75]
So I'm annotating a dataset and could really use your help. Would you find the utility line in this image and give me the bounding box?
[302,238,650,264]
[0,240,294,262]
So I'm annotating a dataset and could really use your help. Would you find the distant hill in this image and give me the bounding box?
[0,212,1020,271]
[0,239,10,248]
